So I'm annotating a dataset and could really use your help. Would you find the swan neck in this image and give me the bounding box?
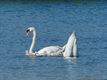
[29,29,36,53]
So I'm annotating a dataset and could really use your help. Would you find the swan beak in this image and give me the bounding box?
[26,32,29,37]
[26,29,30,37]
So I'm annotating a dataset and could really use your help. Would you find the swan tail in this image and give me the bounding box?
[72,35,77,57]
[63,32,77,57]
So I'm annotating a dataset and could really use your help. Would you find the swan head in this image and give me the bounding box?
[26,27,35,36]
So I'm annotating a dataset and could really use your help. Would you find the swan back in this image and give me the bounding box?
[38,46,63,56]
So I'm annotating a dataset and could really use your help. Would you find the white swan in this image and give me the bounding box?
[25,27,77,57]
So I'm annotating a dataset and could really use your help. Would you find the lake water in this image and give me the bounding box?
[0,1,107,80]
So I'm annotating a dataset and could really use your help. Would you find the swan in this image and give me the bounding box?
[25,27,77,57]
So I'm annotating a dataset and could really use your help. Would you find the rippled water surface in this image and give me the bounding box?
[0,1,107,80]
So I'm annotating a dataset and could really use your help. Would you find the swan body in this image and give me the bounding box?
[25,27,77,57]
[36,46,64,56]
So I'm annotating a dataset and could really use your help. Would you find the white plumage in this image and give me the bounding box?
[25,27,77,57]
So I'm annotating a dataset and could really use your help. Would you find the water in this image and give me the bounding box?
[0,1,107,80]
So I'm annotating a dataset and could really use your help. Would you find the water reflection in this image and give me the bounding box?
[64,57,77,64]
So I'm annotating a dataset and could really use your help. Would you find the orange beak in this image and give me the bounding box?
[26,32,30,37]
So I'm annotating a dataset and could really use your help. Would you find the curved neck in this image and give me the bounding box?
[29,29,36,53]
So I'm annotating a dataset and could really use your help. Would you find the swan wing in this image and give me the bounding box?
[37,46,63,56]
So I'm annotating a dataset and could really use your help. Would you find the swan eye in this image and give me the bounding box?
[26,29,30,33]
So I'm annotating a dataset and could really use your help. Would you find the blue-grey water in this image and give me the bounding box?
[0,1,107,80]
